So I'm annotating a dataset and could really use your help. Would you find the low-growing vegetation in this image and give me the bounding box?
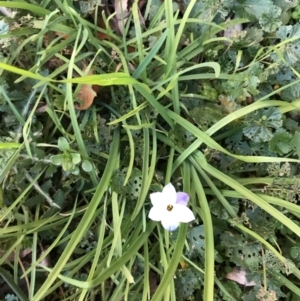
[1,0,300,300]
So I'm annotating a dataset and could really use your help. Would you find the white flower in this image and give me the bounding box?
[148,183,195,231]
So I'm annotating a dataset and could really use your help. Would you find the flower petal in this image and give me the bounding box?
[150,192,165,208]
[162,183,177,205]
[161,213,180,231]
[176,192,189,206]
[172,204,195,223]
[148,206,164,221]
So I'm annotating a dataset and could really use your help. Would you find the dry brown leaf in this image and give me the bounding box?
[223,18,243,46]
[91,10,111,40]
[39,249,52,268]
[0,7,13,17]
[137,4,145,28]
[92,84,101,93]
[55,31,71,40]
[75,84,97,110]
[74,65,100,110]
[149,270,158,295]
[35,102,48,113]
[113,0,145,34]
[219,95,236,113]
[226,267,256,286]
[0,248,32,262]
[115,62,135,72]
[256,286,277,301]
[114,0,130,34]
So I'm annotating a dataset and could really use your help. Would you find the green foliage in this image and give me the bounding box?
[259,5,282,32]
[292,6,300,19]
[276,24,300,65]
[290,243,300,261]
[228,27,264,49]
[1,0,300,300]
[169,123,195,148]
[221,232,261,270]
[246,208,279,240]
[269,128,293,155]
[281,82,300,101]
[221,281,242,301]
[190,105,225,131]
[4,294,19,301]
[50,149,81,173]
[209,198,239,220]
[243,108,283,142]
[58,137,70,152]
[186,225,205,259]
[290,131,300,158]
[223,0,265,19]
[111,167,143,201]
[174,269,203,300]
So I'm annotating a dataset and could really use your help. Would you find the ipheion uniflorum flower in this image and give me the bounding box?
[148,183,195,231]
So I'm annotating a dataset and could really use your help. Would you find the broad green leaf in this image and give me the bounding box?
[58,137,70,152]
[62,159,74,171]
[269,129,292,155]
[71,153,81,165]
[276,24,300,65]
[226,0,273,20]
[50,154,64,166]
[81,160,93,172]
[281,82,300,101]
[290,131,300,158]
[243,108,282,142]
[259,5,282,32]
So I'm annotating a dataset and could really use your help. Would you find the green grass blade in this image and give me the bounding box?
[32,129,120,300]
[0,1,50,15]
[132,29,169,79]
[151,224,188,301]
[0,267,29,301]
[191,167,214,301]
